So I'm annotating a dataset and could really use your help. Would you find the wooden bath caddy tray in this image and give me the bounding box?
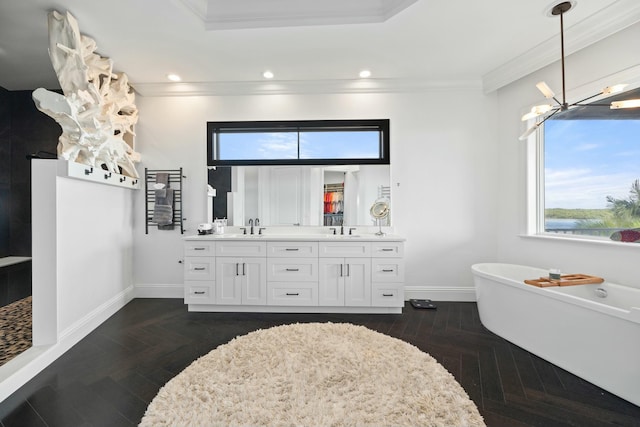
[524,274,604,288]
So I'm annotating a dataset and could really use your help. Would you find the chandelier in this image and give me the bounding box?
[519,1,640,140]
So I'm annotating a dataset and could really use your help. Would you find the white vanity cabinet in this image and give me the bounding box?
[183,235,404,313]
[318,242,372,306]
[266,241,319,306]
[370,241,405,307]
[215,241,267,305]
[183,241,216,304]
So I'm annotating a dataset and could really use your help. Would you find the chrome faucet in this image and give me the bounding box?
[248,218,254,235]
[340,224,345,235]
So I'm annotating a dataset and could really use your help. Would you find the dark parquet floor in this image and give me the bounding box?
[0,299,638,427]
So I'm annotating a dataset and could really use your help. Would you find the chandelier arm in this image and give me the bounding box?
[572,92,605,106]
[538,108,561,126]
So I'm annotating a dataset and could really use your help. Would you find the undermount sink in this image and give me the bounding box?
[210,233,262,238]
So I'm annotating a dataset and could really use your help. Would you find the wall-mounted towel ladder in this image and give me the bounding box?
[145,168,185,234]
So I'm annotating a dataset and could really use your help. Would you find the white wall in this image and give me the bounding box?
[495,22,640,289]
[55,177,135,332]
[0,160,135,402]
[133,88,500,300]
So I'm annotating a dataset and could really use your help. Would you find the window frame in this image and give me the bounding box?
[523,68,640,245]
[207,119,390,166]
[529,104,640,242]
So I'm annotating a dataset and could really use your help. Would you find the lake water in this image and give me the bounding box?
[545,218,581,229]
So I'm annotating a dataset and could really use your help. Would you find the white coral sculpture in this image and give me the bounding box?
[32,10,141,178]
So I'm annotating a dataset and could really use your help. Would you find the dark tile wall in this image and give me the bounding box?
[208,166,232,220]
[0,88,10,258]
[0,88,59,258]
[0,260,32,306]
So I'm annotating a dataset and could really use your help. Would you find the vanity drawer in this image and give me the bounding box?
[318,241,371,258]
[216,241,266,257]
[371,283,404,307]
[184,257,215,281]
[267,282,318,306]
[184,241,215,256]
[371,258,405,282]
[371,242,404,257]
[267,258,318,282]
[184,280,215,304]
[267,241,318,257]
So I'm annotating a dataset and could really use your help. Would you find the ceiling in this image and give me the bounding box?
[1,0,639,96]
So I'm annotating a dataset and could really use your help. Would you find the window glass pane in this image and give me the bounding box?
[544,119,640,237]
[299,131,380,159]
[218,132,298,160]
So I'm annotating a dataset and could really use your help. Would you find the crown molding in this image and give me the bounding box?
[482,0,640,94]
[132,78,482,97]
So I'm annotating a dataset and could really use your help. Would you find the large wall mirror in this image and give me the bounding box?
[206,119,391,227]
[207,164,390,227]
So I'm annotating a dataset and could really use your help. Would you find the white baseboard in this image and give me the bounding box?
[0,286,135,403]
[135,283,184,298]
[404,286,477,302]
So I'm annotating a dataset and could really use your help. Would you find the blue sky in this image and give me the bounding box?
[545,119,640,209]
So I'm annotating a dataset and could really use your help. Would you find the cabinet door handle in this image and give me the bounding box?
[285,268,299,272]
[194,291,206,295]
[236,263,239,276]
[381,248,394,252]
[346,264,350,277]
[243,263,246,276]
[194,247,206,251]
[285,248,299,251]
[286,292,299,296]
[194,267,206,271]
[382,293,394,297]
[382,269,394,272]
[339,264,343,277]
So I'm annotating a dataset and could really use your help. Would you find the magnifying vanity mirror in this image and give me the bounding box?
[370,198,390,236]
[207,164,390,227]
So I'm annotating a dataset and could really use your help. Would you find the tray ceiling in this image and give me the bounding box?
[179,0,419,30]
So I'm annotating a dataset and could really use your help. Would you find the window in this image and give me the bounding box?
[539,90,640,240]
[207,119,389,166]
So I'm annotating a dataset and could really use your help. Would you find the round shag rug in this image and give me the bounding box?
[139,323,485,427]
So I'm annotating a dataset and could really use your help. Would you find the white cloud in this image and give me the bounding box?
[574,143,599,152]
[545,167,637,209]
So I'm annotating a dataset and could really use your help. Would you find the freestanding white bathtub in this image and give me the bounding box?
[472,263,640,407]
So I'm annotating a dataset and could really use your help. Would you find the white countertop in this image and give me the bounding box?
[184,233,405,242]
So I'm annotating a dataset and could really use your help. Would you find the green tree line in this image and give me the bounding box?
[548,179,640,229]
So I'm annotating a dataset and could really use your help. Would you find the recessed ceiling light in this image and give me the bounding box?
[263,70,274,79]
[167,73,181,82]
[359,70,371,78]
